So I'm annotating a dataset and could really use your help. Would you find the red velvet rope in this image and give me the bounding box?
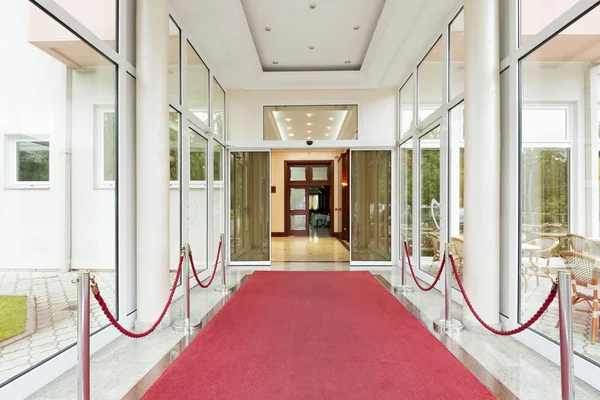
[448,253,557,336]
[92,256,184,338]
[403,241,445,292]
[189,240,222,289]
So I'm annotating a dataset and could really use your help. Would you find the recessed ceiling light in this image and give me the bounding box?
[344,60,351,64]
[309,4,316,9]
[326,126,331,130]
[287,126,293,130]
[272,61,279,64]
[289,133,295,137]
[325,133,330,136]
[307,136,312,140]
[306,112,314,117]
[306,122,313,126]
[284,118,292,122]
[328,117,335,121]
[306,130,312,134]
[308,46,315,50]
[265,27,272,32]
[353,26,360,30]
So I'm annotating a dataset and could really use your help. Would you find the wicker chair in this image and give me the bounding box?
[566,233,588,253]
[428,233,441,272]
[522,237,559,292]
[556,251,599,344]
[451,237,464,278]
[588,239,600,260]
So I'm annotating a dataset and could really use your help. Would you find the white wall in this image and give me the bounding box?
[227,89,397,146]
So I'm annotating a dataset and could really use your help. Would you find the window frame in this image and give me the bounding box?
[95,105,117,188]
[4,134,50,189]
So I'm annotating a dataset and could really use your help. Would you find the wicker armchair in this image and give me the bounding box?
[567,233,588,253]
[588,239,600,260]
[522,237,559,292]
[429,233,441,272]
[556,251,599,344]
[451,237,464,278]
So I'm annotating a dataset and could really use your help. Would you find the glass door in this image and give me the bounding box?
[289,187,309,236]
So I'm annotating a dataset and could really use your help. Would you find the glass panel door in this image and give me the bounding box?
[350,150,392,262]
[230,151,270,263]
[289,187,309,235]
[189,128,208,273]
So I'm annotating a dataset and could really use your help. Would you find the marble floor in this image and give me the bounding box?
[23,265,600,399]
[272,236,349,262]
[0,270,116,385]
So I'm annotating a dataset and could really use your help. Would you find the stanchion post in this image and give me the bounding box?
[433,243,463,334]
[558,270,574,400]
[396,238,413,293]
[77,272,90,400]
[173,244,200,333]
[215,233,232,293]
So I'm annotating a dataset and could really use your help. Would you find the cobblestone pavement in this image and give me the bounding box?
[0,270,116,384]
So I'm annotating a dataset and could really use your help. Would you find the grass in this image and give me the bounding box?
[0,295,28,342]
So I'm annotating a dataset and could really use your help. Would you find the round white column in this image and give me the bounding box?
[135,0,170,328]
[463,0,501,330]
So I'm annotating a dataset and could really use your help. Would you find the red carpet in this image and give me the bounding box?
[142,272,495,399]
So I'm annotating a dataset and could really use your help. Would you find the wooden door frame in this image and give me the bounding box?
[284,160,335,237]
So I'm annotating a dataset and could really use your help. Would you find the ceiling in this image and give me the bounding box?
[240,0,385,72]
[170,0,459,90]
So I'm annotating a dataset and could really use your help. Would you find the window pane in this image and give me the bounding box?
[169,111,180,181]
[449,103,464,290]
[290,167,306,181]
[400,140,413,261]
[450,10,465,100]
[103,112,116,181]
[419,127,441,276]
[521,0,582,45]
[312,166,328,181]
[187,42,209,125]
[52,0,117,50]
[189,129,208,273]
[418,38,443,123]
[517,6,600,366]
[400,75,414,136]
[290,188,306,210]
[0,3,117,384]
[168,18,180,105]
[213,143,225,269]
[17,141,50,181]
[212,78,225,139]
[290,215,306,230]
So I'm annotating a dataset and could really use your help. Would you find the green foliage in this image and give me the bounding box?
[0,295,27,342]
[17,142,49,182]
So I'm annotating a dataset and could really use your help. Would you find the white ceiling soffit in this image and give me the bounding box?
[170,0,458,90]
[240,0,386,72]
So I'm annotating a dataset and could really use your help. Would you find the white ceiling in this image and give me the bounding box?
[240,0,385,72]
[265,105,357,141]
[170,0,459,90]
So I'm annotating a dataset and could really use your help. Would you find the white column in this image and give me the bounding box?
[136,0,170,327]
[463,0,500,329]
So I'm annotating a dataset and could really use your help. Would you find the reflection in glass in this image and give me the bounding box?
[449,104,464,290]
[169,110,181,284]
[263,105,358,140]
[449,10,464,99]
[213,143,225,267]
[518,6,600,367]
[186,41,209,125]
[418,38,443,122]
[168,18,180,105]
[400,75,414,136]
[290,167,306,181]
[52,0,117,49]
[189,129,208,273]
[351,151,392,261]
[230,152,270,262]
[400,140,413,260]
[290,188,306,210]
[520,0,583,45]
[419,127,441,276]
[312,166,328,181]
[290,215,306,230]
[212,78,225,138]
[0,2,117,384]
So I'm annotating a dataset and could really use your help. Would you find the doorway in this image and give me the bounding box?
[271,151,350,262]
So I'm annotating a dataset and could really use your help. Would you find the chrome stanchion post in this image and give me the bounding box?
[433,243,463,334]
[215,233,232,293]
[558,270,574,400]
[396,238,413,293]
[76,272,90,400]
[174,244,200,333]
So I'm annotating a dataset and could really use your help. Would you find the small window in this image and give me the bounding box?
[4,135,50,188]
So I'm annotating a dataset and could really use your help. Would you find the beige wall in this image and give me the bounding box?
[271,150,345,234]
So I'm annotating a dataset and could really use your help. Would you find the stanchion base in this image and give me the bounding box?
[172,318,202,333]
[214,285,233,293]
[395,285,414,294]
[433,318,464,334]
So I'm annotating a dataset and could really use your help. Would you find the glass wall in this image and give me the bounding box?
[400,76,414,136]
[400,140,413,259]
[186,41,210,125]
[449,103,464,289]
[189,128,208,271]
[212,79,225,139]
[518,3,600,367]
[230,152,270,263]
[0,1,117,386]
[449,9,464,100]
[418,38,443,123]
[168,18,181,105]
[520,0,582,44]
[351,151,392,262]
[169,109,181,285]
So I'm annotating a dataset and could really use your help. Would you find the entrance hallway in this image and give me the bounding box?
[29,266,600,399]
[272,236,349,262]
